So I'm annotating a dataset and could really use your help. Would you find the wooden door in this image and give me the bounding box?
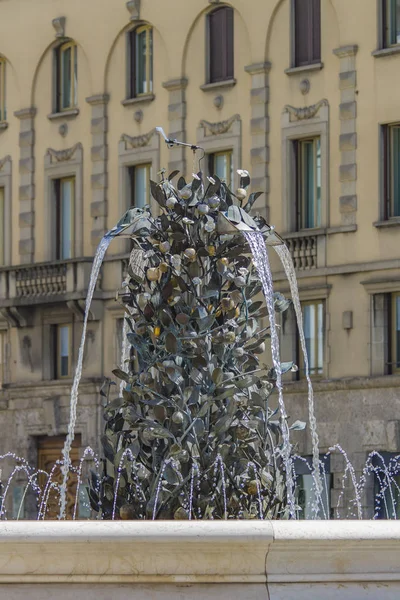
[37,435,81,519]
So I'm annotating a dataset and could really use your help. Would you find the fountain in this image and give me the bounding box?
[0,160,398,597]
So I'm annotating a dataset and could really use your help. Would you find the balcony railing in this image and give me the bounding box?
[14,263,67,298]
[282,229,326,270]
[0,258,97,306]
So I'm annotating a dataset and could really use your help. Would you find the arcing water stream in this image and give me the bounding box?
[244,231,296,518]
[59,235,112,519]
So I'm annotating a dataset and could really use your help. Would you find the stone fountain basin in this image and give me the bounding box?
[0,521,398,599]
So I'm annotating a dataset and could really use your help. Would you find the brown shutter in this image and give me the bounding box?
[209,7,234,82]
[311,0,321,62]
[226,7,234,79]
[294,0,320,66]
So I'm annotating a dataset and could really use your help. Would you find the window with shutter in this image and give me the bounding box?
[294,0,321,67]
[383,0,400,47]
[128,25,153,98]
[208,7,234,83]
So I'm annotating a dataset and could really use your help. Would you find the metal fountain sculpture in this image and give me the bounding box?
[57,127,322,521]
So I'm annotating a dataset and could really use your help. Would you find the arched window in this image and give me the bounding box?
[0,57,6,122]
[128,24,153,98]
[207,6,234,84]
[54,41,77,111]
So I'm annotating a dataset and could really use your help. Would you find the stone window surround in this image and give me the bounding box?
[43,143,84,262]
[50,39,79,119]
[42,309,74,381]
[122,23,155,106]
[279,284,331,381]
[196,115,241,180]
[118,129,160,217]
[373,0,400,55]
[0,155,12,266]
[281,101,329,234]
[376,122,400,225]
[361,277,400,376]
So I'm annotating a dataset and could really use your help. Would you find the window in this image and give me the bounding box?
[127,164,151,208]
[0,58,5,122]
[294,137,321,230]
[129,25,153,98]
[389,293,400,373]
[208,151,233,187]
[293,0,321,67]
[383,124,400,219]
[383,0,400,47]
[55,42,77,111]
[0,187,4,266]
[299,301,324,377]
[294,455,332,519]
[0,331,5,387]
[207,7,234,83]
[372,452,400,519]
[54,177,74,260]
[53,324,71,379]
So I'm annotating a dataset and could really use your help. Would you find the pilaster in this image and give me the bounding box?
[86,94,109,249]
[14,107,36,264]
[162,78,187,176]
[245,62,271,220]
[333,45,358,227]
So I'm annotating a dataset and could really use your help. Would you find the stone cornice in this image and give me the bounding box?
[162,77,188,91]
[245,61,271,75]
[333,44,359,58]
[14,107,36,120]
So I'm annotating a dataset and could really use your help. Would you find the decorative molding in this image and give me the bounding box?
[86,94,110,106]
[45,142,82,163]
[333,45,358,58]
[0,307,32,328]
[299,79,310,95]
[126,0,140,21]
[162,78,188,92]
[58,123,68,137]
[120,128,156,149]
[51,16,66,38]
[0,155,11,171]
[213,95,224,110]
[14,107,36,120]
[244,62,271,75]
[199,114,240,136]
[283,99,328,121]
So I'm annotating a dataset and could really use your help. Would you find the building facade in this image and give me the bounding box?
[0,0,399,518]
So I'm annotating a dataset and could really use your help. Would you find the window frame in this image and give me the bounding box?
[0,329,6,388]
[293,454,332,519]
[382,0,400,48]
[298,299,325,379]
[295,136,322,230]
[0,57,5,122]
[55,41,77,112]
[128,24,153,99]
[127,163,151,209]
[54,176,75,260]
[389,292,400,374]
[382,123,400,220]
[281,103,329,236]
[0,186,4,266]
[208,150,233,187]
[206,6,234,84]
[292,0,321,68]
[53,323,72,380]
